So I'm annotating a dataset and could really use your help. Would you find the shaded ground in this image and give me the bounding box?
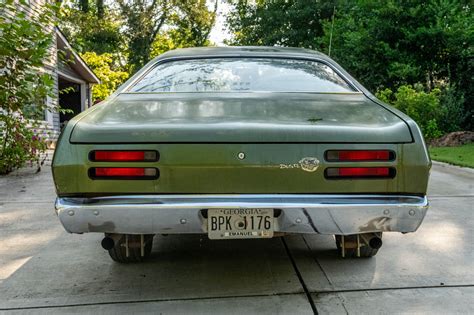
[0,162,472,314]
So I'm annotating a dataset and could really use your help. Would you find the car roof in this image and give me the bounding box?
[154,46,331,61]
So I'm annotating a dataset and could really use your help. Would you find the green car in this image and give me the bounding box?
[53,47,430,262]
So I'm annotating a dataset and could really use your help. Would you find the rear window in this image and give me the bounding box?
[129,58,356,93]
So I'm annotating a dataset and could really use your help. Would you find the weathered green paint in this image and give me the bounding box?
[52,47,431,197]
[70,93,412,144]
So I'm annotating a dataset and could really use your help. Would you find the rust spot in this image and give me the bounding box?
[359,216,391,232]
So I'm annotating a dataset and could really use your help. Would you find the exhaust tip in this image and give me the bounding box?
[101,237,115,250]
[369,237,383,249]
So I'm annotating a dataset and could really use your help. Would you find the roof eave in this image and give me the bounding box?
[56,28,101,84]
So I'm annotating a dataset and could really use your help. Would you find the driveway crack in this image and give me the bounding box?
[281,237,318,315]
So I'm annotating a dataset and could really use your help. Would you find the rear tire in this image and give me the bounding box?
[108,234,154,263]
[335,233,382,258]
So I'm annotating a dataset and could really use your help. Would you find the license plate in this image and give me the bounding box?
[207,209,274,239]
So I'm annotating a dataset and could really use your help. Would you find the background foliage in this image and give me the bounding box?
[376,85,443,139]
[80,52,129,102]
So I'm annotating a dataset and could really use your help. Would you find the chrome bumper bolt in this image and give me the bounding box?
[93,210,99,216]
[180,218,187,224]
[295,218,302,224]
[409,209,416,216]
[68,210,74,216]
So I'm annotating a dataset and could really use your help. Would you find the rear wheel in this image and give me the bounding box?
[335,233,382,258]
[108,234,154,263]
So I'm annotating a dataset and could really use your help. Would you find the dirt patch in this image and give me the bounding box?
[430,131,474,147]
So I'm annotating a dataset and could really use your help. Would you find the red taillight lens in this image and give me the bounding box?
[90,167,158,179]
[325,167,394,179]
[326,150,393,161]
[90,151,158,162]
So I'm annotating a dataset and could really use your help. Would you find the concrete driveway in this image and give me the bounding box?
[0,162,472,314]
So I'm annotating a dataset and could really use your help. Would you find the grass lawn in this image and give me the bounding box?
[429,143,474,168]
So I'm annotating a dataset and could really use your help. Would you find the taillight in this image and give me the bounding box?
[89,167,158,179]
[325,150,394,161]
[325,167,395,179]
[90,150,158,162]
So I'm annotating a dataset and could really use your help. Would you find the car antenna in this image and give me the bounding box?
[328,5,336,57]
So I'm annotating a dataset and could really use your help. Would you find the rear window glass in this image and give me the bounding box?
[129,58,356,93]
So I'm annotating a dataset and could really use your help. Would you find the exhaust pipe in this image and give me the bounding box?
[360,233,383,249]
[368,236,383,249]
[101,234,123,250]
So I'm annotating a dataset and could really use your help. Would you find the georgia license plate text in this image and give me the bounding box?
[208,209,274,239]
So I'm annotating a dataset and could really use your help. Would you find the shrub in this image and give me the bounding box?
[0,1,60,174]
[376,84,443,140]
[438,85,466,133]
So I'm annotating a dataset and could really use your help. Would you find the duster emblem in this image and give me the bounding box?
[298,157,320,172]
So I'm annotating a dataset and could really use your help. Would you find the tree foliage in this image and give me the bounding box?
[377,85,443,139]
[117,0,217,73]
[150,0,217,58]
[316,1,473,92]
[0,0,61,174]
[59,1,124,55]
[80,52,129,102]
[170,0,217,47]
[116,0,170,73]
[60,1,217,73]
[226,0,336,48]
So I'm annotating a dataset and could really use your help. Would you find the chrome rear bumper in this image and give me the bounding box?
[55,194,428,235]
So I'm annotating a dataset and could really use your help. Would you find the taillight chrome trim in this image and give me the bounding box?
[325,150,395,162]
[88,167,159,180]
[325,167,396,179]
[89,150,159,162]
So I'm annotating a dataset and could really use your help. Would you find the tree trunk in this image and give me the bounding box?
[79,0,89,13]
[97,0,104,18]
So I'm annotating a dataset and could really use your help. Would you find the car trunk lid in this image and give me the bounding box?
[70,93,412,143]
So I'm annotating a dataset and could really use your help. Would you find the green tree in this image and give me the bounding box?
[59,2,124,56]
[61,1,218,74]
[118,0,218,73]
[150,1,218,58]
[0,1,62,174]
[117,0,171,73]
[171,0,217,47]
[318,1,473,91]
[80,52,129,102]
[76,0,104,18]
[226,0,338,47]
